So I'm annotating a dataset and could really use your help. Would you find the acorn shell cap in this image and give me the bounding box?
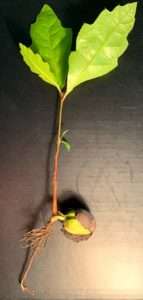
[62,209,96,242]
[76,210,96,233]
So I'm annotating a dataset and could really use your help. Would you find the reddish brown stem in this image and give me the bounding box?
[51,92,65,215]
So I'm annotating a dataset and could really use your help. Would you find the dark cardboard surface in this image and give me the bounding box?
[0,1,143,299]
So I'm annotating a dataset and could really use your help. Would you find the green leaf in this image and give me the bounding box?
[30,4,72,89]
[61,137,71,151]
[19,43,61,91]
[61,129,69,138]
[66,2,137,95]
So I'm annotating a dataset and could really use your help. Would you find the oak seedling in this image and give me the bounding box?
[19,2,137,294]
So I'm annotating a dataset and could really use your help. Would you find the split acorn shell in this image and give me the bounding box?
[62,209,96,242]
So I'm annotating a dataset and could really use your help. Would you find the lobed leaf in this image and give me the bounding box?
[30,4,72,89]
[19,43,61,91]
[66,2,137,96]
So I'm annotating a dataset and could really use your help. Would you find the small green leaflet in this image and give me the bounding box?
[20,4,72,91]
[61,130,71,151]
[66,2,137,96]
[61,129,69,137]
[61,138,71,151]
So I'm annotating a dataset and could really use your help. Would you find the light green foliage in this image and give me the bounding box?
[66,2,137,95]
[20,4,72,91]
[63,210,91,235]
[30,5,72,88]
[19,3,137,95]
[19,44,61,91]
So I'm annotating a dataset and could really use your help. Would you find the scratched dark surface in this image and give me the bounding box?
[0,0,143,299]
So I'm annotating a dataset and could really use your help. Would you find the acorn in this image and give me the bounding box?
[61,209,96,242]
